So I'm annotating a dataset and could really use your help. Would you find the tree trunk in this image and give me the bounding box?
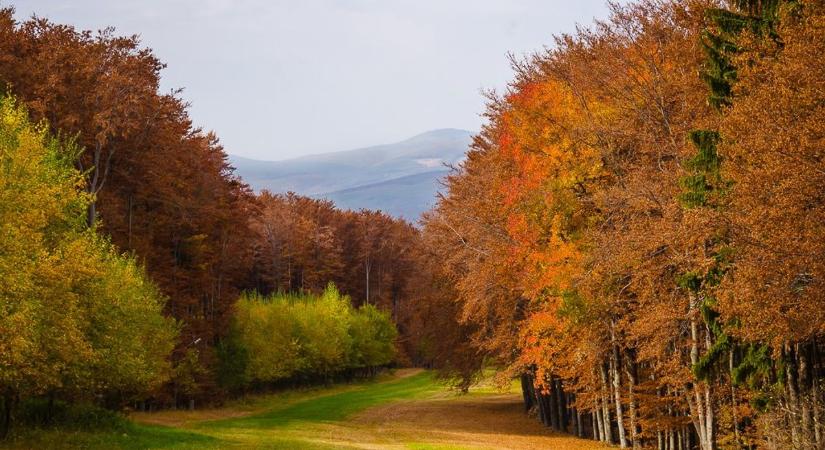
[0,390,11,440]
[799,342,813,446]
[688,295,712,450]
[600,363,614,444]
[555,378,566,431]
[575,398,583,437]
[127,194,133,248]
[786,342,801,448]
[365,260,371,305]
[611,322,627,448]
[87,198,97,227]
[704,329,715,450]
[547,386,559,430]
[521,374,534,412]
[625,359,640,449]
[729,350,740,446]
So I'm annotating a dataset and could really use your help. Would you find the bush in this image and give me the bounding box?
[222,283,397,388]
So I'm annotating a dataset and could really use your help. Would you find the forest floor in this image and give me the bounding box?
[4,370,605,449]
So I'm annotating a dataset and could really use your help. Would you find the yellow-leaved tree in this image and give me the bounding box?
[0,96,177,436]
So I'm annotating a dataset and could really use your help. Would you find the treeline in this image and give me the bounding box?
[218,284,396,393]
[0,8,255,408]
[248,191,473,374]
[251,192,422,312]
[0,6,431,433]
[422,0,825,448]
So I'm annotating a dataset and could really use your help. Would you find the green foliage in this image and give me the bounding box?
[215,325,250,393]
[557,290,589,325]
[0,95,176,430]
[226,283,397,387]
[701,1,795,109]
[679,130,725,209]
[348,303,399,369]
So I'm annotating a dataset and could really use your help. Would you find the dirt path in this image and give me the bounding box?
[334,393,606,449]
[127,370,605,449]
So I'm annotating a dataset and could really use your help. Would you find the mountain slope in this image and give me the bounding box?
[229,129,471,219]
[323,170,449,220]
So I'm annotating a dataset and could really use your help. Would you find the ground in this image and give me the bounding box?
[3,370,606,449]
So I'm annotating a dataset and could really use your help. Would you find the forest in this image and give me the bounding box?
[422,0,825,448]
[0,0,824,449]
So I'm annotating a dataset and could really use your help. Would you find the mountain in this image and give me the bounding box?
[229,129,473,220]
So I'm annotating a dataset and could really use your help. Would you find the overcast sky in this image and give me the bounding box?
[15,1,614,160]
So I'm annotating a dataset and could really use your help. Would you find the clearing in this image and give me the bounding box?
[5,370,605,449]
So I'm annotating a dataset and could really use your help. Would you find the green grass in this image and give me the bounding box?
[208,371,439,429]
[1,371,442,449]
[3,423,222,450]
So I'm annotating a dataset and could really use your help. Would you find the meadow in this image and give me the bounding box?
[2,371,603,450]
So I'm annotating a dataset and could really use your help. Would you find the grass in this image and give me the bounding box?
[2,371,441,449]
[1,370,606,449]
[3,423,221,449]
[206,370,440,429]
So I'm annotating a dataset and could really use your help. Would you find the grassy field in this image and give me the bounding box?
[2,370,605,449]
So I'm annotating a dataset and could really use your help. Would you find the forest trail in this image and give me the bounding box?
[5,370,605,449]
[126,370,604,449]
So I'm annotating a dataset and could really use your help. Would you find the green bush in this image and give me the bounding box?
[223,283,397,388]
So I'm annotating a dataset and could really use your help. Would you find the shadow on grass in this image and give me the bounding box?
[5,423,224,450]
[202,371,440,430]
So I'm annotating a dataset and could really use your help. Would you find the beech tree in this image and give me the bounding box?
[424,1,825,448]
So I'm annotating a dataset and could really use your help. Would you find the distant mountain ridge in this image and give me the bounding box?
[229,129,473,219]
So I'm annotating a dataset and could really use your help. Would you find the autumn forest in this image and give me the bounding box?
[1,0,825,449]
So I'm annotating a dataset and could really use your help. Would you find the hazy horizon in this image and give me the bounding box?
[14,1,615,160]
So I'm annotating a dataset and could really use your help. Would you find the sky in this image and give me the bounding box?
[15,1,615,160]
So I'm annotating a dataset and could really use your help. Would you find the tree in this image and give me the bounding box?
[0,10,256,402]
[0,96,176,436]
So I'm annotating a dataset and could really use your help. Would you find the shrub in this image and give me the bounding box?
[225,283,397,387]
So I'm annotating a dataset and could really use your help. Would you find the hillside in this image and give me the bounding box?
[229,128,472,219]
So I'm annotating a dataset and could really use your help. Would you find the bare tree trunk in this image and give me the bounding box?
[611,321,628,448]
[625,359,640,449]
[127,194,133,248]
[800,343,813,446]
[688,295,711,450]
[786,342,801,448]
[575,399,583,437]
[730,350,740,446]
[365,259,371,305]
[704,329,715,450]
[555,378,566,432]
[594,409,601,441]
[669,428,676,450]
[521,374,534,412]
[600,363,614,444]
[549,380,560,430]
